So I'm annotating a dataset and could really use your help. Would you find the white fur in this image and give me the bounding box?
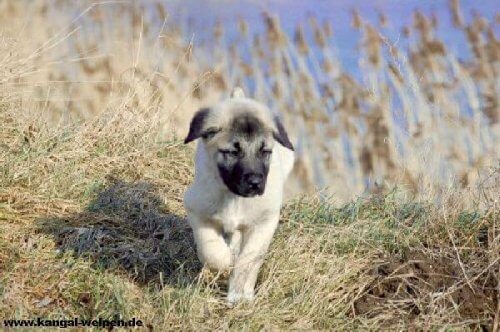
[183,100,294,305]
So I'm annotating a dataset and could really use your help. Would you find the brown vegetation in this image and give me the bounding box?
[0,0,497,200]
[0,0,498,330]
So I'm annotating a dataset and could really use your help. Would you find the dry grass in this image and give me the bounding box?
[1,0,499,330]
[1,83,499,329]
[0,0,497,201]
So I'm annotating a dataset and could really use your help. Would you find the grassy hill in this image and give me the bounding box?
[1,0,498,202]
[0,1,498,329]
[1,103,497,330]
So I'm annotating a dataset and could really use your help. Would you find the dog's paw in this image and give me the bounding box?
[226,291,254,306]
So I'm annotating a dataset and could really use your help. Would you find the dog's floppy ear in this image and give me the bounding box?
[272,116,294,151]
[184,108,219,144]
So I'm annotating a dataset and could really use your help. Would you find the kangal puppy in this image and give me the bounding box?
[183,88,295,304]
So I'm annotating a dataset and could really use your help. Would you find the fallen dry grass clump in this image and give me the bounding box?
[1,89,498,329]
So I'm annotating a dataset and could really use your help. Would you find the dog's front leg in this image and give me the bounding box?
[228,231,242,265]
[227,215,279,304]
[188,214,231,272]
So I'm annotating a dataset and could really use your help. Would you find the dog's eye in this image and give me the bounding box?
[219,149,239,157]
[261,149,272,157]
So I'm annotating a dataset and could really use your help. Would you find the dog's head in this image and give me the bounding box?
[184,89,294,197]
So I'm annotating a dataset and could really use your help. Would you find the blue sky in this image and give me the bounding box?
[165,0,498,72]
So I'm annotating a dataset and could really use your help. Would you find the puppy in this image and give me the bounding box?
[183,88,295,304]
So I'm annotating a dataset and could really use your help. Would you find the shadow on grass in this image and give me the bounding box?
[37,178,201,286]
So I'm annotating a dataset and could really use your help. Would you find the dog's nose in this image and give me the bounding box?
[244,173,263,188]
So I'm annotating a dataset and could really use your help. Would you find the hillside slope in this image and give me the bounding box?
[1,102,498,330]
